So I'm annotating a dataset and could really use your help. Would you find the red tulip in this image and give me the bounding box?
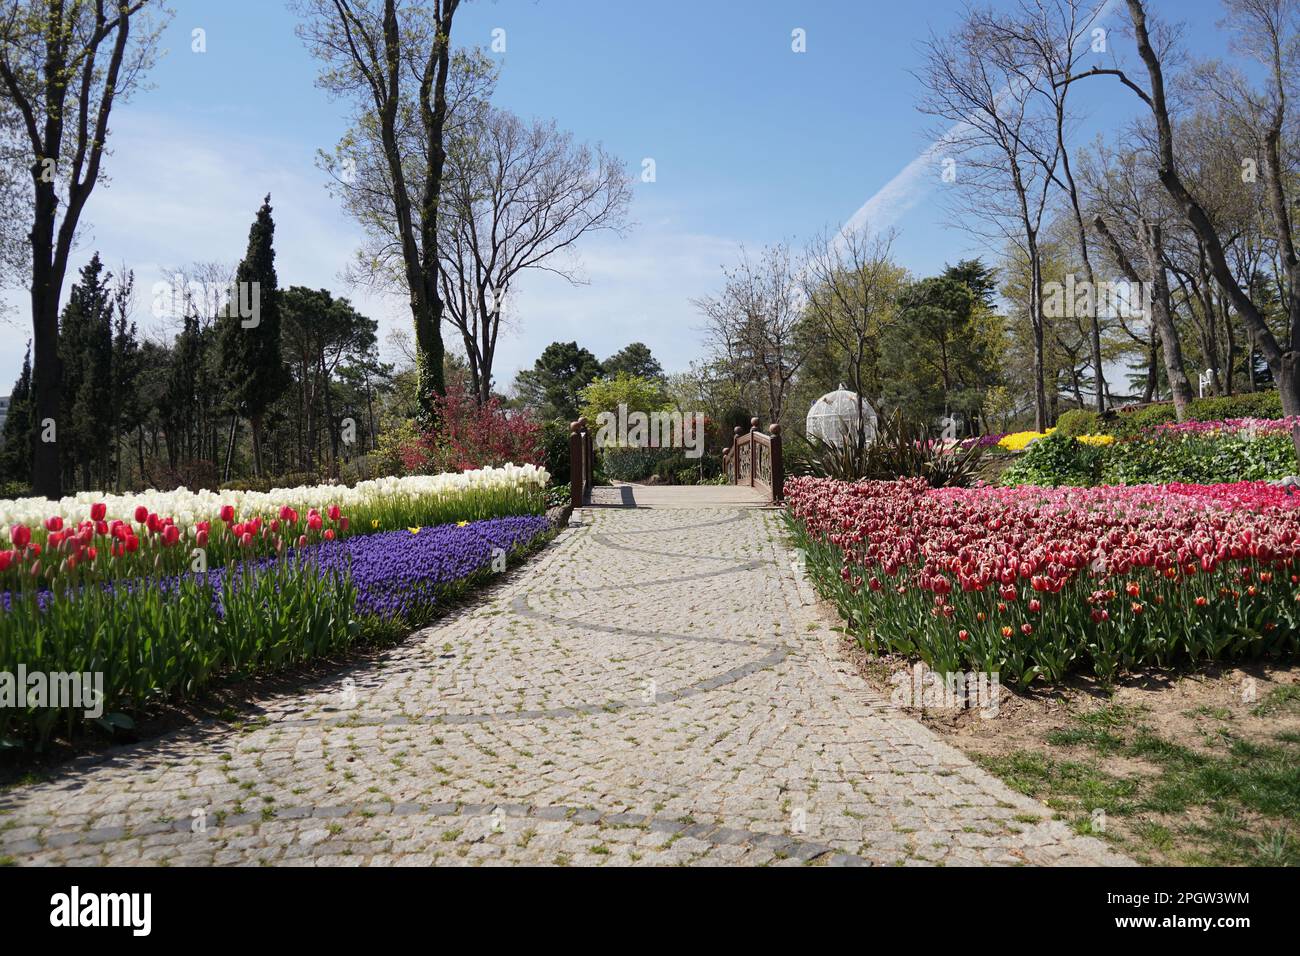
[86,547,97,561]
[220,505,235,523]
[323,528,335,541]
[279,505,296,523]
[297,534,308,549]
[44,515,63,532]
[134,505,149,524]
[10,524,31,549]
[162,525,181,546]
[307,513,323,531]
[196,529,209,547]
[0,550,12,571]
[328,504,341,521]
[90,502,107,521]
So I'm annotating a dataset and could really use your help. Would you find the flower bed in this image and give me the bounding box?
[1,515,553,748]
[786,476,1300,685]
[0,464,549,579]
[999,420,1298,488]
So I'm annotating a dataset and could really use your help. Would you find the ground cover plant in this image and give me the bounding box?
[786,476,1300,685]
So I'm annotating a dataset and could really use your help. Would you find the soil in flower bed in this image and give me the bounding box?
[0,523,558,784]
[840,636,1300,866]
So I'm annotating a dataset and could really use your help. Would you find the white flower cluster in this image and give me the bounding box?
[0,463,551,528]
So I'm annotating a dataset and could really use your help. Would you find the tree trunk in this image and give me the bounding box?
[30,257,62,499]
[1029,248,1048,430]
[1143,223,1194,420]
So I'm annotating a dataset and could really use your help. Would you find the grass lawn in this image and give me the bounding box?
[843,636,1300,866]
[979,690,1300,865]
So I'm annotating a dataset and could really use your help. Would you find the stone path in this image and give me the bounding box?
[0,493,1128,866]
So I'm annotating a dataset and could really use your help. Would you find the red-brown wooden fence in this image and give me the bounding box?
[723,418,784,503]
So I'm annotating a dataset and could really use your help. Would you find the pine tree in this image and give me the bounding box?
[58,254,114,489]
[0,343,35,488]
[215,195,288,476]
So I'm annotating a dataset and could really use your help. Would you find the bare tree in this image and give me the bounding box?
[916,11,1062,429]
[439,108,631,405]
[1069,0,1300,447]
[1080,141,1196,417]
[695,244,809,426]
[296,0,467,422]
[801,225,903,467]
[982,0,1111,411]
[0,0,168,498]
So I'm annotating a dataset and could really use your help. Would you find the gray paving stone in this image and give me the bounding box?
[0,504,1128,867]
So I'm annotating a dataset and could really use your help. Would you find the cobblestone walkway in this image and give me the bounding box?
[0,500,1129,866]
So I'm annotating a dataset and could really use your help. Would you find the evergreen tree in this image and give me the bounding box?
[513,341,604,422]
[0,343,35,487]
[602,342,665,382]
[58,254,114,489]
[943,259,998,309]
[110,269,142,490]
[215,195,288,476]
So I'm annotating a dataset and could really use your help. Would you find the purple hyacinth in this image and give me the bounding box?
[2,516,551,623]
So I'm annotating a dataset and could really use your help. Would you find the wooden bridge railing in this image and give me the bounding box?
[569,418,594,507]
[723,417,784,503]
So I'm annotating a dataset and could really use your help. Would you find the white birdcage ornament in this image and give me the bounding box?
[806,384,877,446]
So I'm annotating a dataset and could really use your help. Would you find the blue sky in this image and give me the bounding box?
[0,0,1229,392]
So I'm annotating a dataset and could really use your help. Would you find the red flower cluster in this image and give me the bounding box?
[786,477,1300,683]
[400,386,542,475]
[3,499,350,587]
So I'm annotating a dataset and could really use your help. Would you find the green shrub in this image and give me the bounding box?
[1108,393,1283,439]
[0,481,31,500]
[1053,409,1104,436]
[541,419,572,487]
[1187,391,1283,421]
[653,451,720,485]
[1101,431,1296,485]
[1113,403,1178,437]
[999,433,1107,487]
[600,446,674,481]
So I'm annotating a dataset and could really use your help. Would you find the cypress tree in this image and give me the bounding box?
[0,343,35,488]
[58,254,114,489]
[215,194,288,476]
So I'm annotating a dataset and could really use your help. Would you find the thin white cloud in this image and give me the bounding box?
[840,0,1121,240]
